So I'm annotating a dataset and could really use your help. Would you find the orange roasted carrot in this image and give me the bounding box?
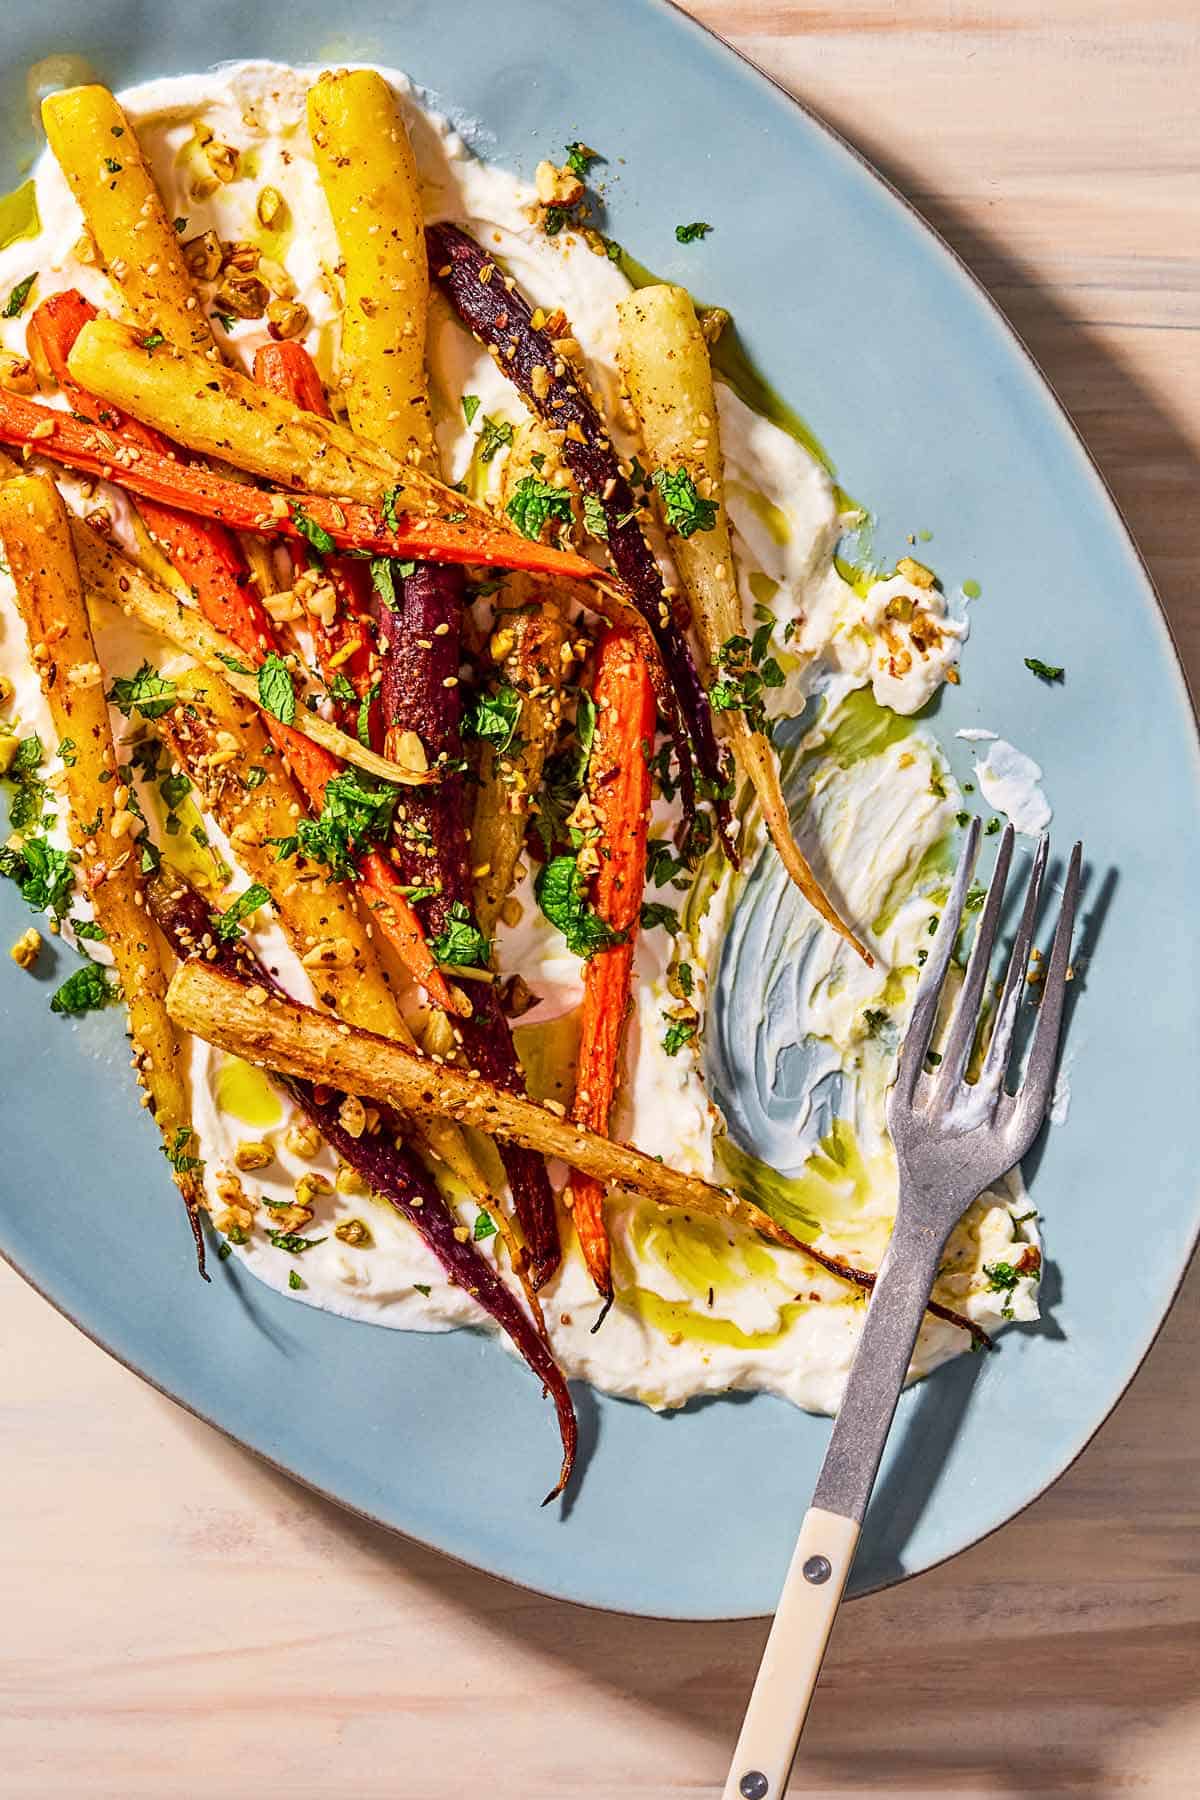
[0,382,601,584]
[570,627,657,1304]
[28,293,460,1013]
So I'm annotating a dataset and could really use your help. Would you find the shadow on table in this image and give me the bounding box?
[169,124,1200,1799]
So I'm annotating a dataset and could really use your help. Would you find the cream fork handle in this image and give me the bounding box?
[723,1218,944,1800]
[721,1507,859,1800]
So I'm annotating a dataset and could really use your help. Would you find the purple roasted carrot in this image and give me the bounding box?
[146,867,576,1501]
[371,560,562,1289]
[426,219,735,856]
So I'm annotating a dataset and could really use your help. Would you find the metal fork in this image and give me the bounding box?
[723,819,1082,1800]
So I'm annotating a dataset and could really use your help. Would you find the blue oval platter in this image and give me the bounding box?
[0,0,1196,1619]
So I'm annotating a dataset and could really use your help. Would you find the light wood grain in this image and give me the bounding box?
[2,4,1199,1794]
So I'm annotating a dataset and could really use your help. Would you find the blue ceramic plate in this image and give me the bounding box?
[1,0,1197,1620]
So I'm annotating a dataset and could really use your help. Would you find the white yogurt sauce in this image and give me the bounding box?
[0,61,1042,1414]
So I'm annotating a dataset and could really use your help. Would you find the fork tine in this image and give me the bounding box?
[981,832,1050,1086]
[893,817,980,1104]
[1009,841,1083,1129]
[931,823,1015,1094]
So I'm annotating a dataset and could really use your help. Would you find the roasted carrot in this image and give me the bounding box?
[570,630,657,1304]
[427,221,734,852]
[0,380,604,584]
[372,560,562,1288]
[30,294,458,1012]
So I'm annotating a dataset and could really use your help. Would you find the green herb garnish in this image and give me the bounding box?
[651,466,718,538]
[535,854,625,960]
[213,882,271,942]
[1024,657,1064,683]
[429,900,490,969]
[290,502,336,558]
[108,662,177,720]
[50,959,115,1017]
[662,1017,697,1056]
[478,415,514,463]
[2,272,36,318]
[257,653,296,726]
[506,474,574,542]
[674,221,712,244]
[463,683,523,755]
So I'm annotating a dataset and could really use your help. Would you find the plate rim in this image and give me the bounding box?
[0,0,1197,1622]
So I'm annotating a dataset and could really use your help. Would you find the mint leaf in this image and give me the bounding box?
[290,502,336,558]
[662,1016,696,1056]
[50,959,115,1016]
[429,900,490,969]
[257,653,296,725]
[535,854,624,960]
[268,1230,327,1254]
[652,467,718,538]
[381,487,403,533]
[472,1207,498,1242]
[478,415,514,464]
[461,393,481,426]
[213,882,271,942]
[270,771,397,879]
[463,683,522,754]
[2,273,37,319]
[639,900,681,934]
[675,221,712,244]
[1024,657,1064,683]
[370,558,401,611]
[505,474,573,543]
[108,662,176,720]
[581,493,609,540]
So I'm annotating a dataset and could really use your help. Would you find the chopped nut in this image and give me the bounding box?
[896,556,935,590]
[300,936,357,969]
[384,728,428,774]
[295,1171,334,1209]
[267,297,309,341]
[338,1094,367,1139]
[182,230,222,281]
[285,1120,323,1159]
[0,353,37,396]
[266,1202,312,1234]
[66,660,103,690]
[257,186,286,229]
[213,271,268,320]
[258,256,295,298]
[499,896,524,930]
[203,139,240,185]
[334,1217,372,1247]
[222,239,261,274]
[213,1168,256,1237]
[335,1163,366,1196]
[234,1139,274,1172]
[499,971,537,1017]
[534,160,584,207]
[10,927,41,970]
[263,589,304,624]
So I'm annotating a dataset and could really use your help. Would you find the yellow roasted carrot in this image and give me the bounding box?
[617,284,871,963]
[0,473,207,1265]
[307,69,434,466]
[41,86,218,359]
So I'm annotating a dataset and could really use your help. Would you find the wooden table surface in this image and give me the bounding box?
[3,4,1198,1795]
